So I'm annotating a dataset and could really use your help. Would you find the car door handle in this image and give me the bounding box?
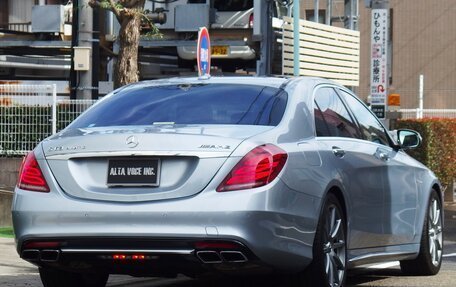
[332,146,345,158]
[374,150,390,161]
[378,152,389,161]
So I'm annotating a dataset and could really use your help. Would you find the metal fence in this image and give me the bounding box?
[0,85,96,156]
[1,84,456,156]
[400,109,456,120]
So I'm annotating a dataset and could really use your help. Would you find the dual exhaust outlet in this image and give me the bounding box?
[22,248,248,264]
[22,249,60,262]
[196,250,248,264]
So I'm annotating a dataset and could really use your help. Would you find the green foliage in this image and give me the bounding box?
[98,0,124,10]
[397,118,456,189]
[0,227,14,238]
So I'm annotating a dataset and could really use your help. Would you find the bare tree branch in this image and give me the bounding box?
[88,0,122,22]
[88,0,101,8]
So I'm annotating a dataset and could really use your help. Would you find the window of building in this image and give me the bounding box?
[306,9,326,24]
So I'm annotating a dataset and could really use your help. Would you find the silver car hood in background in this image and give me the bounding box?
[41,125,273,202]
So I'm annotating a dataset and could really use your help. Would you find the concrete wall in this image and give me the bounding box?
[0,191,13,226]
[358,0,456,109]
[0,158,21,226]
[0,158,22,190]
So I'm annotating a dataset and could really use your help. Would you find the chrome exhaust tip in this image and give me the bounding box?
[40,249,60,262]
[196,251,223,264]
[220,251,248,263]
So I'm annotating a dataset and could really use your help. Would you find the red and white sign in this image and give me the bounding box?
[197,27,211,77]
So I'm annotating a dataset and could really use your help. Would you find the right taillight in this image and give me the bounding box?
[17,152,50,193]
[249,13,254,28]
[217,144,287,192]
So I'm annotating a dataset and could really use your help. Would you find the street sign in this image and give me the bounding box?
[197,27,211,77]
[371,104,386,119]
[370,9,388,118]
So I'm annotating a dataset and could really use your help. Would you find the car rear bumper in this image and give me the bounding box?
[12,180,320,274]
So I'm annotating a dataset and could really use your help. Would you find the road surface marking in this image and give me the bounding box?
[443,253,456,258]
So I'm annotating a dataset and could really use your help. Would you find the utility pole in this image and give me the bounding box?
[254,0,273,76]
[326,0,333,25]
[76,0,93,100]
[345,0,359,30]
[293,0,300,76]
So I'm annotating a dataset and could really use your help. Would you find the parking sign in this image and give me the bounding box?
[197,27,211,77]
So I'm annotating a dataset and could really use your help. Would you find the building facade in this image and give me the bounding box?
[358,0,456,109]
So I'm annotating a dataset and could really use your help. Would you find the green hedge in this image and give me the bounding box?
[396,118,456,189]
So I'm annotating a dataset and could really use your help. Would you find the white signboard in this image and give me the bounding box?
[370,9,388,113]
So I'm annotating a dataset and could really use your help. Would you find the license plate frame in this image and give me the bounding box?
[107,158,160,187]
[211,46,229,56]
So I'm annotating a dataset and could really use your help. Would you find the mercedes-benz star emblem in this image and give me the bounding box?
[126,135,139,148]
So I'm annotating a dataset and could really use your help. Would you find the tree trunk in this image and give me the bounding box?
[114,1,145,88]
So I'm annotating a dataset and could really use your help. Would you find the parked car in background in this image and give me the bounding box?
[12,76,443,287]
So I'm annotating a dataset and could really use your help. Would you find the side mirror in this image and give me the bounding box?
[397,129,422,150]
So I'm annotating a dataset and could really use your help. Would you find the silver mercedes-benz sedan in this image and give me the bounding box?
[12,76,443,287]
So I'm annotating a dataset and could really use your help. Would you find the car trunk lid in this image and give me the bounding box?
[42,125,271,202]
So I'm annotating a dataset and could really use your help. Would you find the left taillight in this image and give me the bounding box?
[249,13,254,28]
[17,152,50,193]
[217,144,288,192]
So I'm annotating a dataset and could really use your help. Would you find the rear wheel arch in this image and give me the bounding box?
[320,186,348,226]
[301,187,348,286]
[328,187,348,222]
[432,183,443,202]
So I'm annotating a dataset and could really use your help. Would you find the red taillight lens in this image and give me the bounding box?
[17,152,50,192]
[217,144,287,192]
[249,13,254,28]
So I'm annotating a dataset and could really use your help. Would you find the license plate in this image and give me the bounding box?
[107,159,160,187]
[211,46,228,56]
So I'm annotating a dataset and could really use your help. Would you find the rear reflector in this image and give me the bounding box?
[23,241,61,249]
[194,241,242,250]
[217,144,287,192]
[17,152,50,192]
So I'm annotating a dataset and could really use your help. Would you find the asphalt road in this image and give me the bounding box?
[2,204,456,287]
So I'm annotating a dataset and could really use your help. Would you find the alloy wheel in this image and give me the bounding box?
[323,204,346,287]
[428,196,443,266]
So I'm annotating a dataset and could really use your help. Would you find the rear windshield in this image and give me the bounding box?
[68,83,287,128]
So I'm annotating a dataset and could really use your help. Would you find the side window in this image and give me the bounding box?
[314,87,361,139]
[339,90,390,146]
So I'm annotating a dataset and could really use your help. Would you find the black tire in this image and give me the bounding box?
[39,267,109,287]
[400,189,443,275]
[301,193,347,286]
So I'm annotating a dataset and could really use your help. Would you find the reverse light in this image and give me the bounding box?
[217,144,287,192]
[17,152,50,193]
